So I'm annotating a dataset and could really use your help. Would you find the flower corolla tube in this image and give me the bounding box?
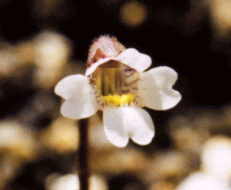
[55,35,181,147]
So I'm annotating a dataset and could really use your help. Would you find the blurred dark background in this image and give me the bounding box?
[1,0,230,104]
[1,0,230,145]
[0,0,231,189]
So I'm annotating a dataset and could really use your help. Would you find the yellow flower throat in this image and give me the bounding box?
[91,61,139,107]
[101,94,135,106]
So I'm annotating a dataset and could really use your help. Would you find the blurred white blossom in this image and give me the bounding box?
[33,30,72,89]
[45,173,108,190]
[176,172,230,190]
[176,135,231,190]
[0,120,36,160]
[0,120,37,189]
[39,116,79,154]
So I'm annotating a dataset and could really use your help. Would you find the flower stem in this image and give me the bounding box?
[78,118,89,190]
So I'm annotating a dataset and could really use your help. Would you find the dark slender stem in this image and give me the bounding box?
[78,118,89,190]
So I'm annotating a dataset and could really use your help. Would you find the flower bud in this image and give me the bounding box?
[87,35,126,67]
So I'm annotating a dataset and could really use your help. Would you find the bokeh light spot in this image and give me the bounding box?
[120,0,147,27]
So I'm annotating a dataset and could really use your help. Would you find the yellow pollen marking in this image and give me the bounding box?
[101,94,135,106]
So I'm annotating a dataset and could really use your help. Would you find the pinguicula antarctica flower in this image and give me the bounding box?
[54,35,181,147]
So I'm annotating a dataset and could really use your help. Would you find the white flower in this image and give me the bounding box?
[176,172,230,190]
[55,47,181,147]
[46,173,107,190]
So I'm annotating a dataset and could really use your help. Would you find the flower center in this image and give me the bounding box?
[90,60,140,107]
[101,94,135,106]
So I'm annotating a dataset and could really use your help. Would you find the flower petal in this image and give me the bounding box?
[55,74,98,119]
[55,75,90,100]
[117,48,152,72]
[85,57,117,76]
[103,107,154,147]
[138,66,181,110]
[60,96,98,119]
[103,107,129,147]
[128,107,155,145]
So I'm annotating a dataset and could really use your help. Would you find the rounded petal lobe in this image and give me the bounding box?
[103,107,154,147]
[127,107,155,145]
[138,66,181,110]
[55,74,98,119]
[85,57,116,76]
[117,48,152,72]
[103,107,129,147]
[60,96,98,119]
[55,75,90,99]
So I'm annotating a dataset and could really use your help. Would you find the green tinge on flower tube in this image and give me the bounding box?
[100,67,119,96]
[91,60,139,107]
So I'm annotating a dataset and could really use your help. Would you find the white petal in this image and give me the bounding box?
[117,48,152,72]
[138,66,181,110]
[55,75,90,100]
[103,107,154,147]
[103,107,129,147]
[85,57,117,76]
[128,107,155,145]
[176,172,229,190]
[55,74,98,119]
[60,96,98,119]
